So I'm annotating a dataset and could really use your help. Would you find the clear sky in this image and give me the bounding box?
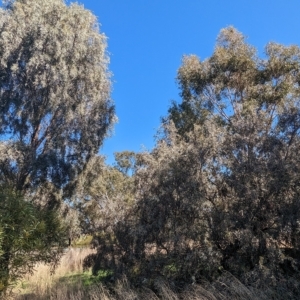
[78,0,300,164]
[4,1,300,164]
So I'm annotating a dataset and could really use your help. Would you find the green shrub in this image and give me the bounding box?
[0,188,67,295]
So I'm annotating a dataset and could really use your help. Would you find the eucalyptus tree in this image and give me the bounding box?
[114,151,137,175]
[74,154,135,235]
[0,0,115,205]
[176,27,300,279]
[91,27,300,291]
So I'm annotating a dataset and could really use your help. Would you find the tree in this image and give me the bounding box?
[0,0,115,293]
[0,187,66,295]
[175,27,300,281]
[114,151,137,175]
[0,0,115,206]
[90,27,300,292]
[74,154,135,235]
[162,100,208,141]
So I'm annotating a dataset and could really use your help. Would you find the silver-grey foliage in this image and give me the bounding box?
[90,27,300,293]
[0,0,115,202]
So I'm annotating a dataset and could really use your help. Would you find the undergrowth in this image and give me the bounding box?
[8,247,300,300]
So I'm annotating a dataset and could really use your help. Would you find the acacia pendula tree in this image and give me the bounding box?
[0,0,115,293]
[0,0,115,205]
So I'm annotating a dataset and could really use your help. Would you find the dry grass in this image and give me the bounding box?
[10,248,297,299]
[12,247,96,299]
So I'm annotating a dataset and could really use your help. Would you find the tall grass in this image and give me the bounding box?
[12,248,297,299]
[13,247,95,299]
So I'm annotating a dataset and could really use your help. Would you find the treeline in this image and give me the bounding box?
[85,27,300,295]
[0,0,300,298]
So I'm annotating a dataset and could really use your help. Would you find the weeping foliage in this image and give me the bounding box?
[0,0,115,205]
[88,27,300,294]
[0,0,115,294]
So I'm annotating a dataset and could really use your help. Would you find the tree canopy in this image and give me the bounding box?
[1,1,300,295]
[0,0,115,294]
[0,0,115,205]
[87,27,300,293]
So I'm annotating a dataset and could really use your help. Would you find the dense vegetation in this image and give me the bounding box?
[1,0,300,299]
[86,27,300,297]
[0,0,114,296]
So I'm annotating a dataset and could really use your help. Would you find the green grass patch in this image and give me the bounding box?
[71,235,93,247]
[163,262,177,275]
[58,269,113,287]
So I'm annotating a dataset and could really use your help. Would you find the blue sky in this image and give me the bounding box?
[78,0,300,164]
[4,1,300,164]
